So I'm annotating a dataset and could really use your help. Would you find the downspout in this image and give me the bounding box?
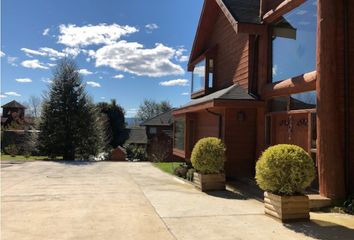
[343,0,350,195]
[206,108,222,139]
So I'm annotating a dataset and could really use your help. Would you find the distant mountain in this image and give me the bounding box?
[125,117,140,127]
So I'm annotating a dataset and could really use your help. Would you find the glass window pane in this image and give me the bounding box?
[174,117,185,150]
[192,59,205,93]
[290,90,316,110]
[208,59,214,88]
[272,0,317,82]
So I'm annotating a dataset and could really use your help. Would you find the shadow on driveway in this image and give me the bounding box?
[284,219,354,240]
[206,190,248,200]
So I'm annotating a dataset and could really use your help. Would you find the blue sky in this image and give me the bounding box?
[1,0,203,117]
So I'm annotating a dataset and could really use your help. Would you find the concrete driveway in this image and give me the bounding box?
[1,161,354,240]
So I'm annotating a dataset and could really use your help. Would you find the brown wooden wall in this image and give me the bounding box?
[208,12,250,90]
[194,110,219,141]
[223,108,257,179]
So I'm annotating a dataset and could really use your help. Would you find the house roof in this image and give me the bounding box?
[180,84,255,108]
[140,110,173,126]
[173,84,263,115]
[1,100,26,109]
[221,0,261,24]
[189,0,261,66]
[125,127,148,144]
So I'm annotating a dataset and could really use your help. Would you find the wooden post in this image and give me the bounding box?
[316,0,346,199]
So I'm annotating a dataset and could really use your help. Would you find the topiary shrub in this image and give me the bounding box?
[191,137,226,174]
[255,144,315,195]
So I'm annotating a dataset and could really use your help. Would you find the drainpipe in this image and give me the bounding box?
[206,108,222,139]
[343,0,350,195]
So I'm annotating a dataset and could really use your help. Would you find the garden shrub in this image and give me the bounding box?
[173,164,188,178]
[124,143,146,161]
[255,144,315,195]
[4,144,18,157]
[191,137,226,174]
[186,168,195,181]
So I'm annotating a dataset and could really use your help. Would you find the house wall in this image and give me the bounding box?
[223,108,257,179]
[194,110,219,140]
[208,12,250,90]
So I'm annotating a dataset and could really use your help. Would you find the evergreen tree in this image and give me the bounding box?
[38,59,106,160]
[97,99,128,148]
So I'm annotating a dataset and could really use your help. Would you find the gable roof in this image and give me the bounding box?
[221,0,260,24]
[179,84,255,109]
[140,110,173,126]
[125,127,148,144]
[1,100,26,109]
[189,0,261,66]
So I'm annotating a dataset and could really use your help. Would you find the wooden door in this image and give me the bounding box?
[271,112,309,151]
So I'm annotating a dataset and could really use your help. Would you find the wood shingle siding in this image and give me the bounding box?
[208,12,250,90]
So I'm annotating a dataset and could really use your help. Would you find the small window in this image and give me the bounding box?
[191,57,214,94]
[149,127,157,134]
[290,91,316,110]
[192,60,206,93]
[174,117,185,150]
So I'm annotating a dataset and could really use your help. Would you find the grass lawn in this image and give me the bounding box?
[1,154,55,161]
[153,162,182,175]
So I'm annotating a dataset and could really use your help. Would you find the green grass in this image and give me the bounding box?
[1,154,60,161]
[153,162,182,175]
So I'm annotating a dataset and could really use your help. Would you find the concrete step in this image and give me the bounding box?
[308,194,332,210]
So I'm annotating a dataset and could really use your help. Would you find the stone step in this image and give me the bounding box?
[308,194,332,210]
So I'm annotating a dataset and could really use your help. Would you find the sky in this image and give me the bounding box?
[0,0,204,117]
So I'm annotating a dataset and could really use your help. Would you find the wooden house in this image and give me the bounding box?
[141,110,174,162]
[173,0,354,199]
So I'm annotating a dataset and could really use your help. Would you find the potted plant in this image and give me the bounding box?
[255,144,315,221]
[191,137,226,191]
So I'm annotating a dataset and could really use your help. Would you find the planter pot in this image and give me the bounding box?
[193,172,225,192]
[264,192,310,222]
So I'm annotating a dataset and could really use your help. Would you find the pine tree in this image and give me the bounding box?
[38,59,106,160]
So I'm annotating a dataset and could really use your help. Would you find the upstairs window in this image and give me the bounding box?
[272,0,317,82]
[191,57,214,96]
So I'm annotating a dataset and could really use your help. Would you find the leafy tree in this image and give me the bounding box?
[38,59,106,160]
[97,99,128,148]
[136,99,172,121]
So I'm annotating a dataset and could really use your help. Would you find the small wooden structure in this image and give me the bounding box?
[193,172,225,192]
[110,146,127,161]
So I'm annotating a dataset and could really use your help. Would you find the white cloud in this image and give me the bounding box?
[100,97,106,100]
[0,51,5,57]
[178,55,189,62]
[47,63,56,67]
[159,79,189,87]
[93,41,184,77]
[58,23,139,47]
[41,77,53,83]
[0,94,7,98]
[181,92,189,96]
[42,28,50,36]
[15,78,32,83]
[113,74,124,79]
[7,56,18,66]
[21,47,80,59]
[296,10,307,15]
[145,23,159,32]
[21,59,49,69]
[272,65,278,76]
[126,108,138,116]
[175,47,189,62]
[78,69,93,75]
[5,91,21,97]
[86,81,101,87]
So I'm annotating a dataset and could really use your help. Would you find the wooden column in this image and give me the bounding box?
[316,0,346,199]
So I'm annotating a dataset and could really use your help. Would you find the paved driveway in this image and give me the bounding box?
[1,161,354,240]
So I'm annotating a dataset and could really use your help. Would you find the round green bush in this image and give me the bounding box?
[191,137,226,174]
[255,144,315,195]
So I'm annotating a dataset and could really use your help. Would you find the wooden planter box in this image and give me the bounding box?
[193,172,225,192]
[264,192,310,222]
